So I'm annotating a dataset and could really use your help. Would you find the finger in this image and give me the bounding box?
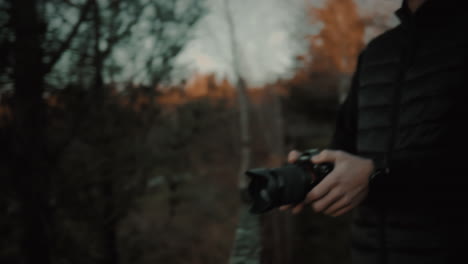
[279,205,292,211]
[287,150,302,163]
[310,189,343,213]
[330,188,368,216]
[304,183,330,204]
[311,149,339,164]
[292,203,304,214]
[304,170,339,203]
[331,203,354,217]
[323,195,352,215]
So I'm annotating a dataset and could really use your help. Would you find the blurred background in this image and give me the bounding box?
[0,0,399,263]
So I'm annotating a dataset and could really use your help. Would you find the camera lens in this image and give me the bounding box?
[245,150,333,214]
[246,165,313,214]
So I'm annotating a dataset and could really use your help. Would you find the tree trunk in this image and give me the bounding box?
[260,211,292,264]
[92,0,104,103]
[93,3,119,262]
[235,77,251,191]
[259,86,292,264]
[10,0,51,263]
[223,0,252,192]
[102,183,119,264]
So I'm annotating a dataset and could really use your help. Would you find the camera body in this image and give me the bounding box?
[245,149,333,214]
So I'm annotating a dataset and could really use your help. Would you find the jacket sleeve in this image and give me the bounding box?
[329,58,361,154]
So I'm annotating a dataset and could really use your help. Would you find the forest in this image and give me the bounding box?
[0,0,396,263]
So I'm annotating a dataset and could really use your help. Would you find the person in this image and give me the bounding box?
[280,0,468,263]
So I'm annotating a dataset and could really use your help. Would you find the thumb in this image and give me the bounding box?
[311,149,338,163]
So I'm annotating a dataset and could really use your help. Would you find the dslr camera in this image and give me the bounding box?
[245,149,334,214]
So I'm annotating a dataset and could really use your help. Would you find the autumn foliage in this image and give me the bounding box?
[0,0,397,263]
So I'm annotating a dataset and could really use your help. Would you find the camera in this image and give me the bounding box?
[245,149,334,214]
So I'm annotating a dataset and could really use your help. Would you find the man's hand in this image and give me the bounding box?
[279,149,374,217]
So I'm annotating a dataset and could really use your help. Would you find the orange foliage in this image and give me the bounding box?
[45,94,64,109]
[156,73,237,108]
[132,93,151,112]
[285,0,365,99]
[304,0,365,75]
[0,94,65,127]
[185,73,236,101]
[155,89,188,107]
[0,103,12,126]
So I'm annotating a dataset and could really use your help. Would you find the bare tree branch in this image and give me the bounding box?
[101,2,144,59]
[43,0,92,74]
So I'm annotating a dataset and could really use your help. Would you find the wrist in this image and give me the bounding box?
[369,159,390,182]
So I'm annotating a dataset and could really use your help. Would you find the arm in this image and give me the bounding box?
[329,55,360,154]
[282,53,376,216]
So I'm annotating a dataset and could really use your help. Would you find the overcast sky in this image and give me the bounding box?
[174,0,401,87]
[107,0,400,87]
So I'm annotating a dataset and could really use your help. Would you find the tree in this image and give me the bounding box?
[2,0,206,262]
[46,1,206,262]
[145,0,205,87]
[223,0,252,194]
[9,0,50,263]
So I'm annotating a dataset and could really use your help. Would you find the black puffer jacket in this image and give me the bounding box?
[331,1,468,263]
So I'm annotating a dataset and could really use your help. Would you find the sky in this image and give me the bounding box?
[175,0,401,87]
[175,0,313,87]
[0,0,401,94]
